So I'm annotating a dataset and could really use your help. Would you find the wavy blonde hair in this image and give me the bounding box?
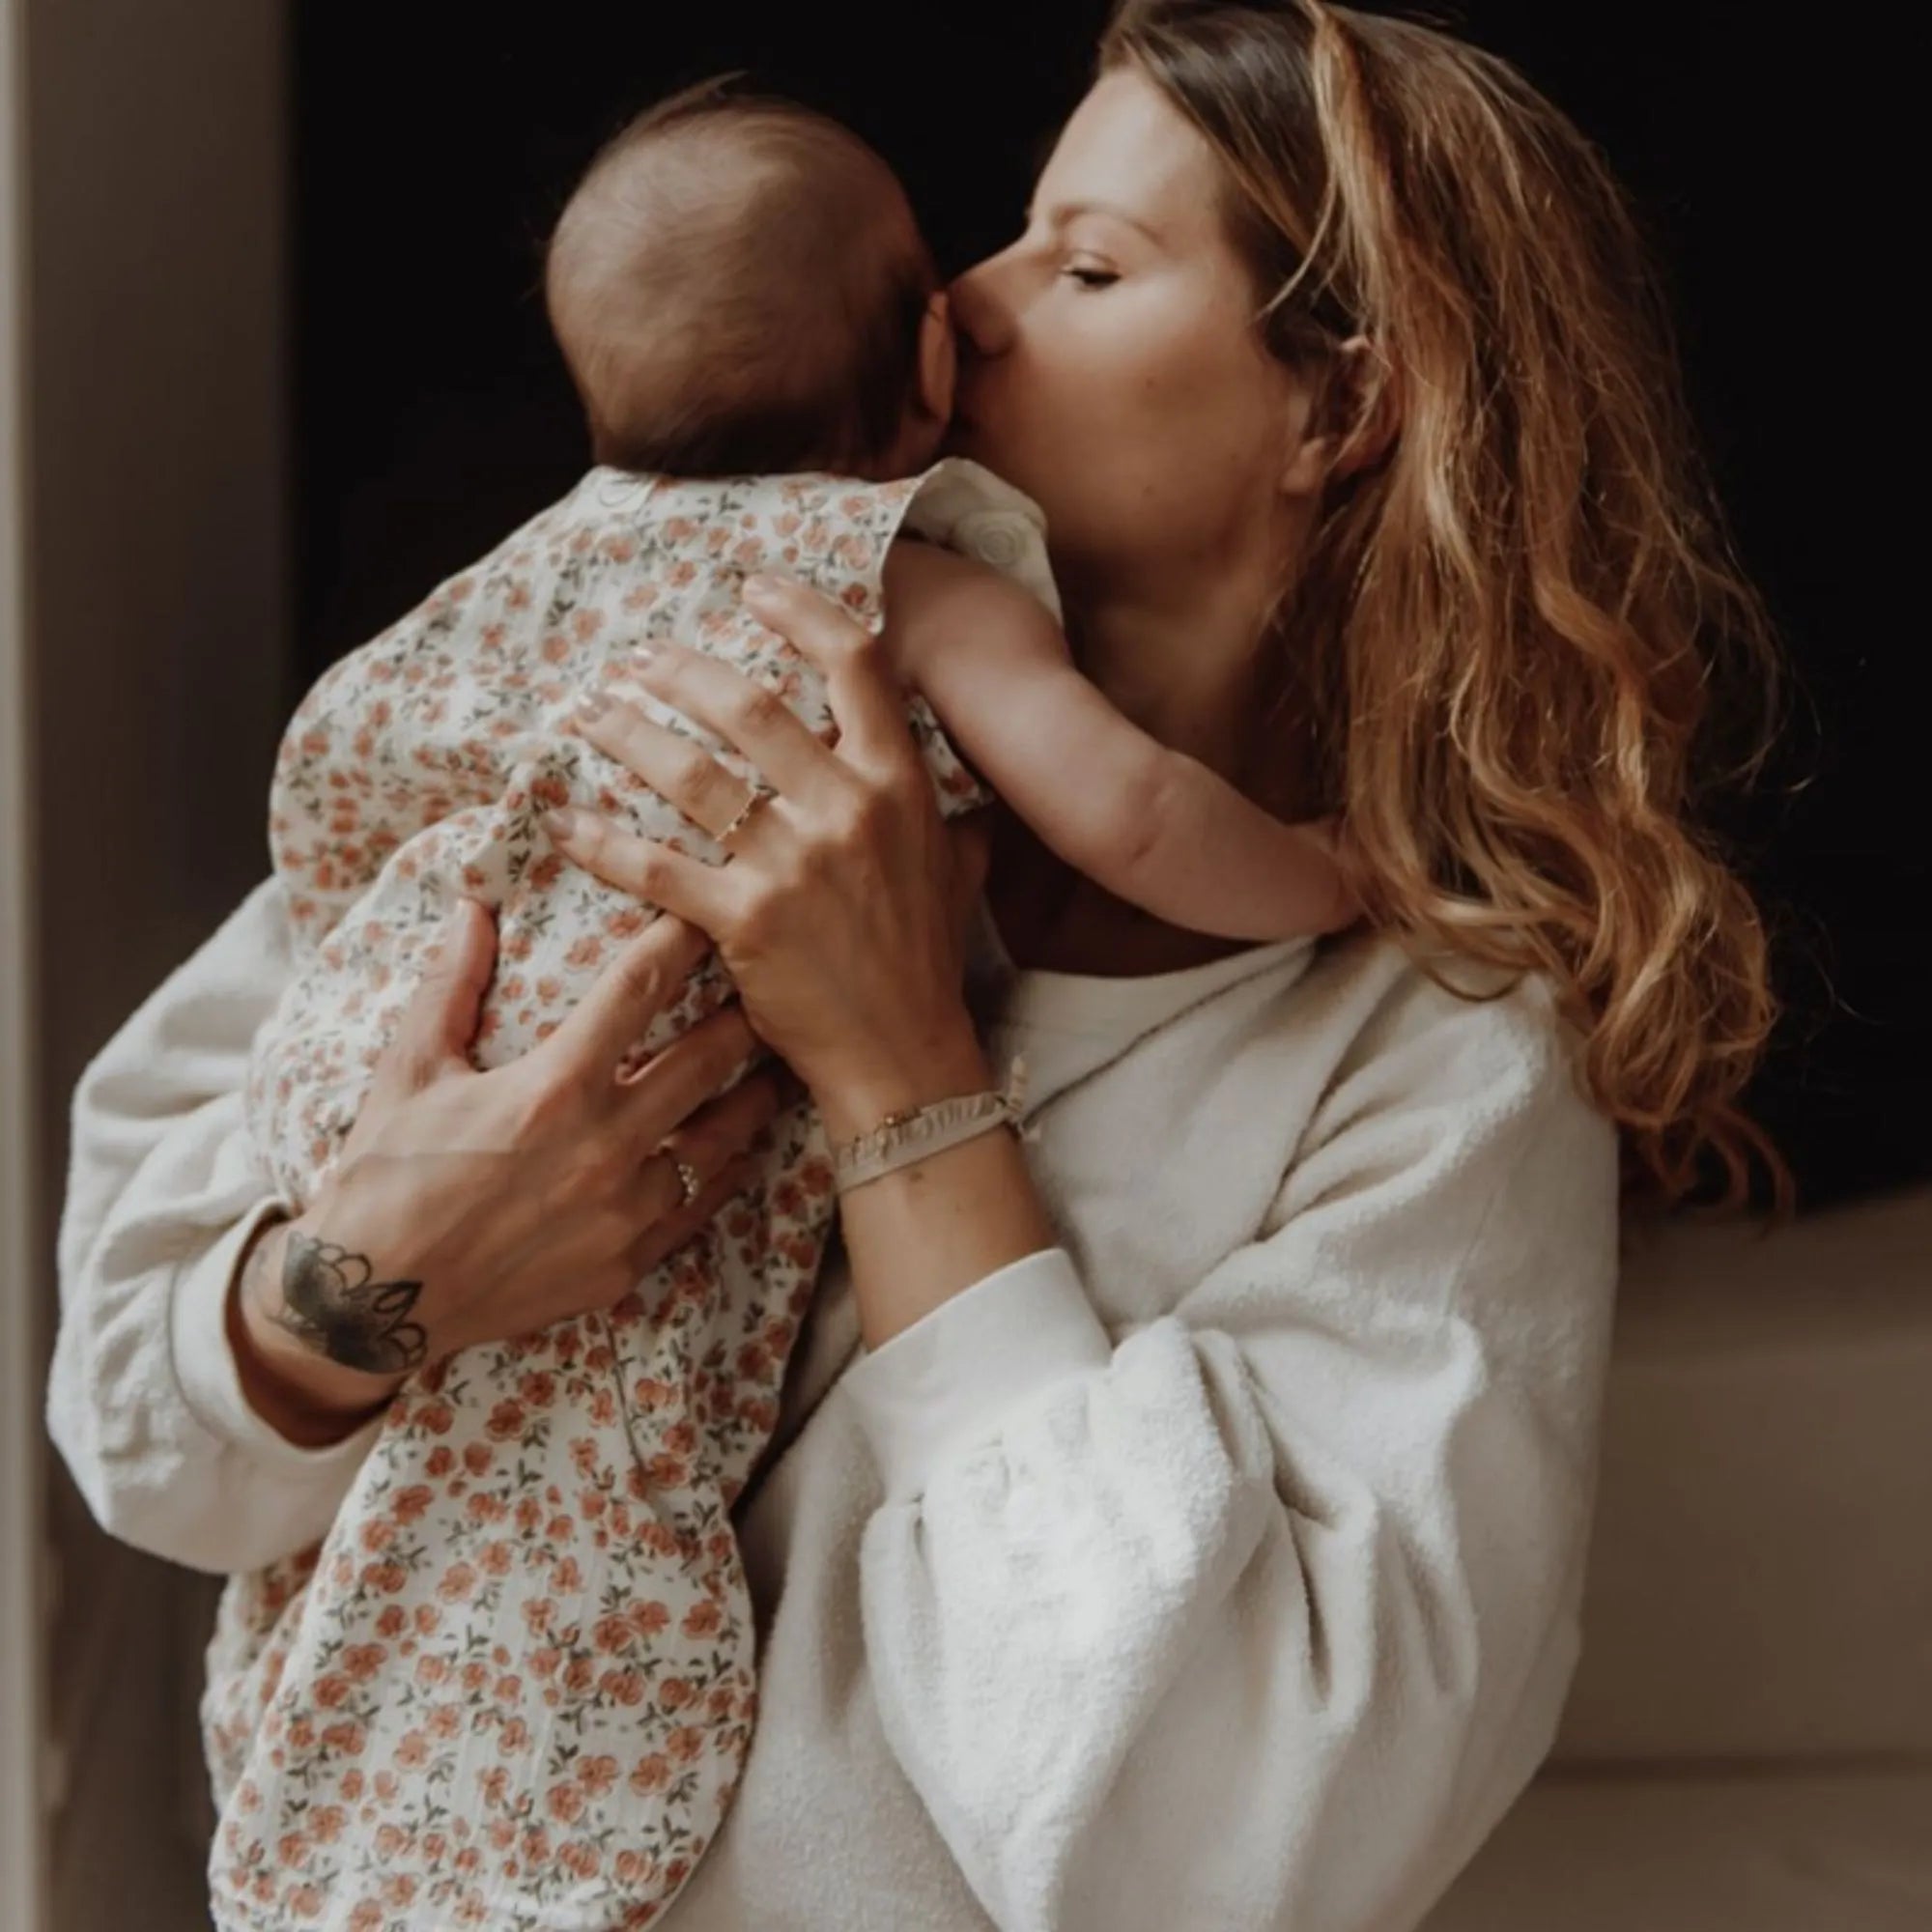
[1101,0,1794,1217]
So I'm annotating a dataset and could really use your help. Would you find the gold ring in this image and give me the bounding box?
[717,785,772,849]
[670,1154,703,1208]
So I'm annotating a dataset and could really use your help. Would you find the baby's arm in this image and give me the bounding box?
[883,543,1357,942]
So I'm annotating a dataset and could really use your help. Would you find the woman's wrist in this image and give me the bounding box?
[834,1109,1061,1351]
[227,1210,405,1448]
[810,1012,996,1144]
[809,1009,1061,1353]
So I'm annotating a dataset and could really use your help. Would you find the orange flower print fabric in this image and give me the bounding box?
[202,458,1052,1931]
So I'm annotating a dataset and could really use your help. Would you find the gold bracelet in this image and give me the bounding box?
[830,1057,1032,1196]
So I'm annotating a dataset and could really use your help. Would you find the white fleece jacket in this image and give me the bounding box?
[47,877,1620,1932]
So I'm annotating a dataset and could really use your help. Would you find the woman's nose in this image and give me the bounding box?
[947,254,1015,360]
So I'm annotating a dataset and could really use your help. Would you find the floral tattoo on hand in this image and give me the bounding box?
[265,1229,430,1375]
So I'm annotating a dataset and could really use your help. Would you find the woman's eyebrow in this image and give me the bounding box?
[1024,198,1167,244]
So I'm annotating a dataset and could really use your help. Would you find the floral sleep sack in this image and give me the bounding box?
[203,456,1056,1932]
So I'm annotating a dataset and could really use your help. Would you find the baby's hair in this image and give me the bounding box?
[545,73,938,478]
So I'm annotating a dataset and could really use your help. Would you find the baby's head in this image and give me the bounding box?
[545,76,954,482]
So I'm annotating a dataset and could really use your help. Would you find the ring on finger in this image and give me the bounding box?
[717,783,774,851]
[657,1140,704,1208]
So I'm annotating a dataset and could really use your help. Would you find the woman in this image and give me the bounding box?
[47,3,1787,1926]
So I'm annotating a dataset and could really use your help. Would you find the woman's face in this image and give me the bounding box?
[945,66,1306,607]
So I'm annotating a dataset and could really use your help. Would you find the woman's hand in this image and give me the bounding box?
[545,574,995,1140]
[231,897,784,1443]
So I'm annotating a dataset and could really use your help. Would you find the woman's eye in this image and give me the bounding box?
[1061,267,1119,289]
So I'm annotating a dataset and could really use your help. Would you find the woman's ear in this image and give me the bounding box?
[1278,336,1401,497]
[1330,337,1401,481]
[919,290,957,425]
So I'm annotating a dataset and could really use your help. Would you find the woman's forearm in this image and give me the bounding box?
[817,1026,1062,1353]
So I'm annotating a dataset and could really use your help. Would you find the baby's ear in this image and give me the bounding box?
[918,290,956,425]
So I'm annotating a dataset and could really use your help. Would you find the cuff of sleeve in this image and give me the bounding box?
[842,1245,1113,1501]
[169,1198,388,1472]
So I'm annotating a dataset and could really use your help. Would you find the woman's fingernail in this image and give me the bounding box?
[542,808,577,842]
[572,690,610,723]
[743,574,780,601]
[632,643,658,668]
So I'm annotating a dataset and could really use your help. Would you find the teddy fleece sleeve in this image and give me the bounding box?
[839,983,1621,1932]
[46,876,384,1576]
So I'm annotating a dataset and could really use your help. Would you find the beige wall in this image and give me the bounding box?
[14,3,291,1927]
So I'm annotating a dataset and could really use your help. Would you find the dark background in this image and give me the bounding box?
[292,2,1921,1216]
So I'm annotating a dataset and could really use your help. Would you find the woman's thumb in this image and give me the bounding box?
[387,897,497,1091]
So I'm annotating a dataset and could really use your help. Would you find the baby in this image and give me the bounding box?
[204,76,1351,1932]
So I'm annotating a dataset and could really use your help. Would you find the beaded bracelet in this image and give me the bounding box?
[830,1056,1033,1196]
